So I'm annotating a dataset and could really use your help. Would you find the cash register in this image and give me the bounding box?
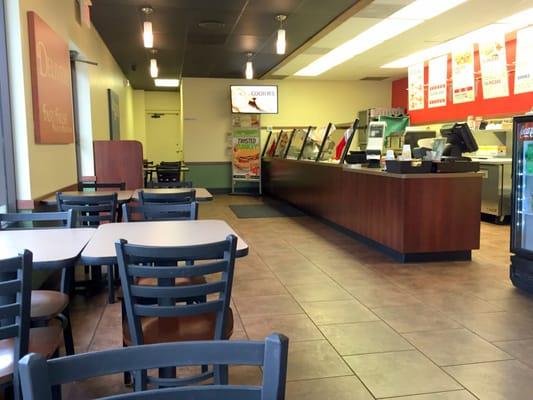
[366,121,386,168]
[434,122,480,172]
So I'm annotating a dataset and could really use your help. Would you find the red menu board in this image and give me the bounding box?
[27,12,74,144]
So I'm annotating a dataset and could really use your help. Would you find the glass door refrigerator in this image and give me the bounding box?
[511,114,533,292]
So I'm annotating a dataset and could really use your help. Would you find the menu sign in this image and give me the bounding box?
[428,56,448,108]
[452,46,475,104]
[232,128,260,179]
[27,12,74,144]
[515,27,533,95]
[408,62,424,110]
[479,36,509,99]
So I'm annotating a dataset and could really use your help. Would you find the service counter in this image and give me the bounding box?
[262,159,482,262]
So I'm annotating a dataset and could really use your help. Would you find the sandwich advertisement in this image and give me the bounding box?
[232,128,260,179]
[231,85,278,114]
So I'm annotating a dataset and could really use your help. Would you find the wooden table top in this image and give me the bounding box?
[81,220,248,265]
[41,190,134,205]
[0,228,95,269]
[132,188,213,201]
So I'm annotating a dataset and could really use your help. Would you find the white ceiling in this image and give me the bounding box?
[268,0,533,81]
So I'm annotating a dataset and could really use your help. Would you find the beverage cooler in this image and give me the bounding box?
[510,114,533,292]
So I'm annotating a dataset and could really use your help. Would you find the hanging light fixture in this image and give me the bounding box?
[245,53,254,80]
[150,58,158,78]
[141,6,154,48]
[276,15,287,55]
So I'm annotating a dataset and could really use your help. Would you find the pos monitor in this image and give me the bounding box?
[440,122,478,159]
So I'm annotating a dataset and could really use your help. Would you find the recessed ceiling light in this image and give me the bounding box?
[294,0,468,76]
[154,78,180,87]
[381,7,533,69]
[198,20,225,30]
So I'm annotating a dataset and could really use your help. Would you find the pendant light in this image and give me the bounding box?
[245,53,254,80]
[150,58,158,78]
[276,15,287,55]
[141,6,154,48]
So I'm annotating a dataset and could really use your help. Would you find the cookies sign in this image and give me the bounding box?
[232,128,260,179]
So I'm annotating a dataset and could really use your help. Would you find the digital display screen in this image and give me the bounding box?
[230,85,278,114]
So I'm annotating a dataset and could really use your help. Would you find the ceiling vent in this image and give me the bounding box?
[187,33,227,45]
[360,76,390,81]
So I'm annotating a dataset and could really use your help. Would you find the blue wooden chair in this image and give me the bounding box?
[138,189,196,205]
[57,192,118,304]
[122,202,198,222]
[0,211,75,356]
[147,180,193,189]
[0,250,63,400]
[115,235,237,390]
[77,181,126,191]
[19,334,288,400]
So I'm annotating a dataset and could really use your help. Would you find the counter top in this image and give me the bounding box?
[342,164,481,179]
[472,157,512,165]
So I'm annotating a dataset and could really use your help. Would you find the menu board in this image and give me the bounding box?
[515,27,533,95]
[479,35,509,99]
[408,62,424,110]
[452,45,475,104]
[232,128,260,179]
[428,55,448,108]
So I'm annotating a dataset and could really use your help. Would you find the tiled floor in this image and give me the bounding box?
[64,195,533,399]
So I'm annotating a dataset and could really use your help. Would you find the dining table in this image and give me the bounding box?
[40,190,135,206]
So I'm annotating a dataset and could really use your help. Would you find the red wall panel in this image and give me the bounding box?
[391,39,533,125]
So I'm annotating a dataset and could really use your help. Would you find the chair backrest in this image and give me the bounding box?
[156,166,181,183]
[19,334,289,400]
[0,210,74,230]
[116,235,237,347]
[122,202,198,222]
[56,192,118,227]
[138,189,196,204]
[159,161,181,168]
[147,180,193,189]
[77,182,126,191]
[0,251,33,399]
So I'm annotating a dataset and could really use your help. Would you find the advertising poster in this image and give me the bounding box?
[428,55,448,108]
[408,62,424,110]
[452,45,475,104]
[231,85,278,114]
[479,36,509,99]
[232,128,260,179]
[515,27,533,95]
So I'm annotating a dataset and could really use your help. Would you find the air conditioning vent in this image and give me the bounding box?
[360,76,390,81]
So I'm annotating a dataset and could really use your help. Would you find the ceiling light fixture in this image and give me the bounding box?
[141,6,154,48]
[294,0,468,76]
[245,53,254,80]
[276,15,287,55]
[150,58,158,78]
[381,7,533,69]
[154,78,180,87]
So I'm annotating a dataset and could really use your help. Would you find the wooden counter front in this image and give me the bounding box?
[262,159,482,262]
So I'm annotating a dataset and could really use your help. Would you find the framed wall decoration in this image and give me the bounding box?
[107,88,120,140]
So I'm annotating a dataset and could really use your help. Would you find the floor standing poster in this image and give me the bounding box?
[515,26,533,95]
[231,114,261,194]
[452,45,476,104]
[479,35,509,99]
[408,62,424,110]
[428,55,448,108]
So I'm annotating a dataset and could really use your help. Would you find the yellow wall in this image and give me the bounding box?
[6,0,134,200]
[181,77,392,162]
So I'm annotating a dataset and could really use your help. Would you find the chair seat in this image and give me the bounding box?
[30,290,69,321]
[123,307,234,346]
[0,325,63,385]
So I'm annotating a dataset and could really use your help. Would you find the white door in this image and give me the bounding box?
[145,113,181,163]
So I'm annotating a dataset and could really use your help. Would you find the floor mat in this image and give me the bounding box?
[229,203,305,218]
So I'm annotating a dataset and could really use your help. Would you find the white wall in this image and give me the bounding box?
[181,77,392,162]
[5,0,134,200]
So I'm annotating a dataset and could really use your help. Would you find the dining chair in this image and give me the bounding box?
[0,250,63,400]
[115,234,237,390]
[0,211,75,356]
[159,161,181,168]
[147,180,193,189]
[138,189,196,205]
[19,333,289,400]
[156,166,181,183]
[56,192,118,304]
[77,182,126,191]
[122,202,198,222]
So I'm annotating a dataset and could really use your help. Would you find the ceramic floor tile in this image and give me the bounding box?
[388,391,478,400]
[287,340,353,381]
[320,321,413,356]
[494,339,533,368]
[242,314,323,341]
[234,294,303,317]
[345,283,421,308]
[231,278,288,298]
[404,328,513,366]
[300,299,378,325]
[445,360,533,400]
[287,282,352,302]
[372,304,461,333]
[452,312,533,342]
[345,350,462,398]
[285,376,374,400]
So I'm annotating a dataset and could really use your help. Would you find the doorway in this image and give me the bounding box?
[145,112,181,163]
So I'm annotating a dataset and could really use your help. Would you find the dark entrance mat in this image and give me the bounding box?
[229,203,305,218]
